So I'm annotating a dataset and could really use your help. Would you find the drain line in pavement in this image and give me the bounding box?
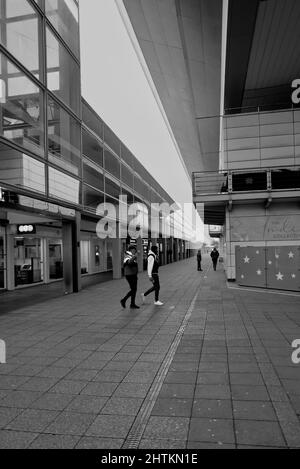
[122,285,201,449]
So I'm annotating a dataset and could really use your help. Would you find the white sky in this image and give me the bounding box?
[79,0,193,206]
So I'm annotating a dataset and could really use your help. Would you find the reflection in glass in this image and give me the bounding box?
[104,124,120,155]
[47,97,81,176]
[48,166,80,204]
[83,184,104,212]
[82,102,103,139]
[83,159,104,192]
[0,0,41,77]
[83,130,103,167]
[46,27,80,115]
[0,232,5,289]
[45,0,79,58]
[49,239,63,279]
[104,149,120,179]
[105,176,121,200]
[0,55,44,156]
[0,141,45,193]
[14,237,43,286]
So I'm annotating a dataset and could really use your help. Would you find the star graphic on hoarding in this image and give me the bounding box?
[268,260,272,265]
[256,250,260,255]
[257,270,262,276]
[241,275,244,279]
[291,274,296,279]
[243,256,250,263]
[288,252,294,259]
[276,272,284,281]
[275,254,280,259]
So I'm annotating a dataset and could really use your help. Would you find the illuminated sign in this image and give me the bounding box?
[17,224,36,234]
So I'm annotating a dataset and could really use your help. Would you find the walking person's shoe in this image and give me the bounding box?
[141,293,145,304]
[120,299,126,309]
[130,304,140,309]
[154,301,164,306]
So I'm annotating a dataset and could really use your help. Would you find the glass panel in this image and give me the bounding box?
[48,166,80,204]
[105,176,120,200]
[121,143,133,168]
[121,163,133,188]
[46,27,80,115]
[106,239,113,270]
[82,130,103,167]
[49,238,63,279]
[104,149,120,179]
[0,55,44,156]
[80,240,89,274]
[83,159,104,192]
[82,184,104,212]
[82,102,103,139]
[0,142,45,193]
[104,124,120,155]
[14,237,43,286]
[47,97,81,176]
[45,0,79,58]
[0,0,41,77]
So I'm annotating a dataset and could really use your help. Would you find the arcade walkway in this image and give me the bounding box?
[0,256,300,449]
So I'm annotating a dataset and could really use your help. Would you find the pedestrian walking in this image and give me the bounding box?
[210,247,219,271]
[141,246,163,306]
[120,244,140,309]
[197,249,202,271]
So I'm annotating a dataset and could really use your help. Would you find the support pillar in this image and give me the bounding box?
[6,233,14,291]
[112,230,122,279]
[136,237,143,273]
[62,211,81,294]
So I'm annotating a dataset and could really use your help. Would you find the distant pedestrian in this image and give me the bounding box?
[210,247,219,271]
[141,246,163,306]
[197,249,202,271]
[120,245,140,309]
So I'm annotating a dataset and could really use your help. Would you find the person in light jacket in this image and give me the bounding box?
[120,245,140,309]
[141,246,163,306]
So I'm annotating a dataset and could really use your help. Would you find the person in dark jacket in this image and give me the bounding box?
[210,247,219,271]
[197,249,202,271]
[141,246,163,306]
[121,245,140,309]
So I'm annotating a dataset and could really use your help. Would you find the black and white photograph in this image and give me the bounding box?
[0,0,299,457]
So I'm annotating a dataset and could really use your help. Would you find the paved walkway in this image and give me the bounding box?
[0,256,299,449]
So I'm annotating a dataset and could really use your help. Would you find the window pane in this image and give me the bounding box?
[104,124,120,155]
[83,159,104,192]
[45,0,79,58]
[121,163,133,188]
[104,149,120,179]
[47,97,81,176]
[0,56,44,156]
[121,144,133,168]
[105,176,120,200]
[0,141,45,193]
[46,27,80,115]
[0,0,41,78]
[82,130,103,167]
[48,166,79,204]
[83,184,104,212]
[82,102,103,139]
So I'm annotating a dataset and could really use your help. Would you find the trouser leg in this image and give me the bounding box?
[124,275,137,305]
[153,275,160,302]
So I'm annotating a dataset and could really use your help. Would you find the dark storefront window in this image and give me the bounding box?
[45,0,79,58]
[47,97,81,176]
[0,54,44,156]
[0,0,41,79]
[82,130,103,167]
[46,27,80,115]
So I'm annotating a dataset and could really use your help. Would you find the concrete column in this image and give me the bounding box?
[173,238,178,262]
[162,238,167,265]
[136,237,143,273]
[112,233,122,280]
[62,212,81,294]
[43,238,50,284]
[179,239,183,260]
[6,234,14,291]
